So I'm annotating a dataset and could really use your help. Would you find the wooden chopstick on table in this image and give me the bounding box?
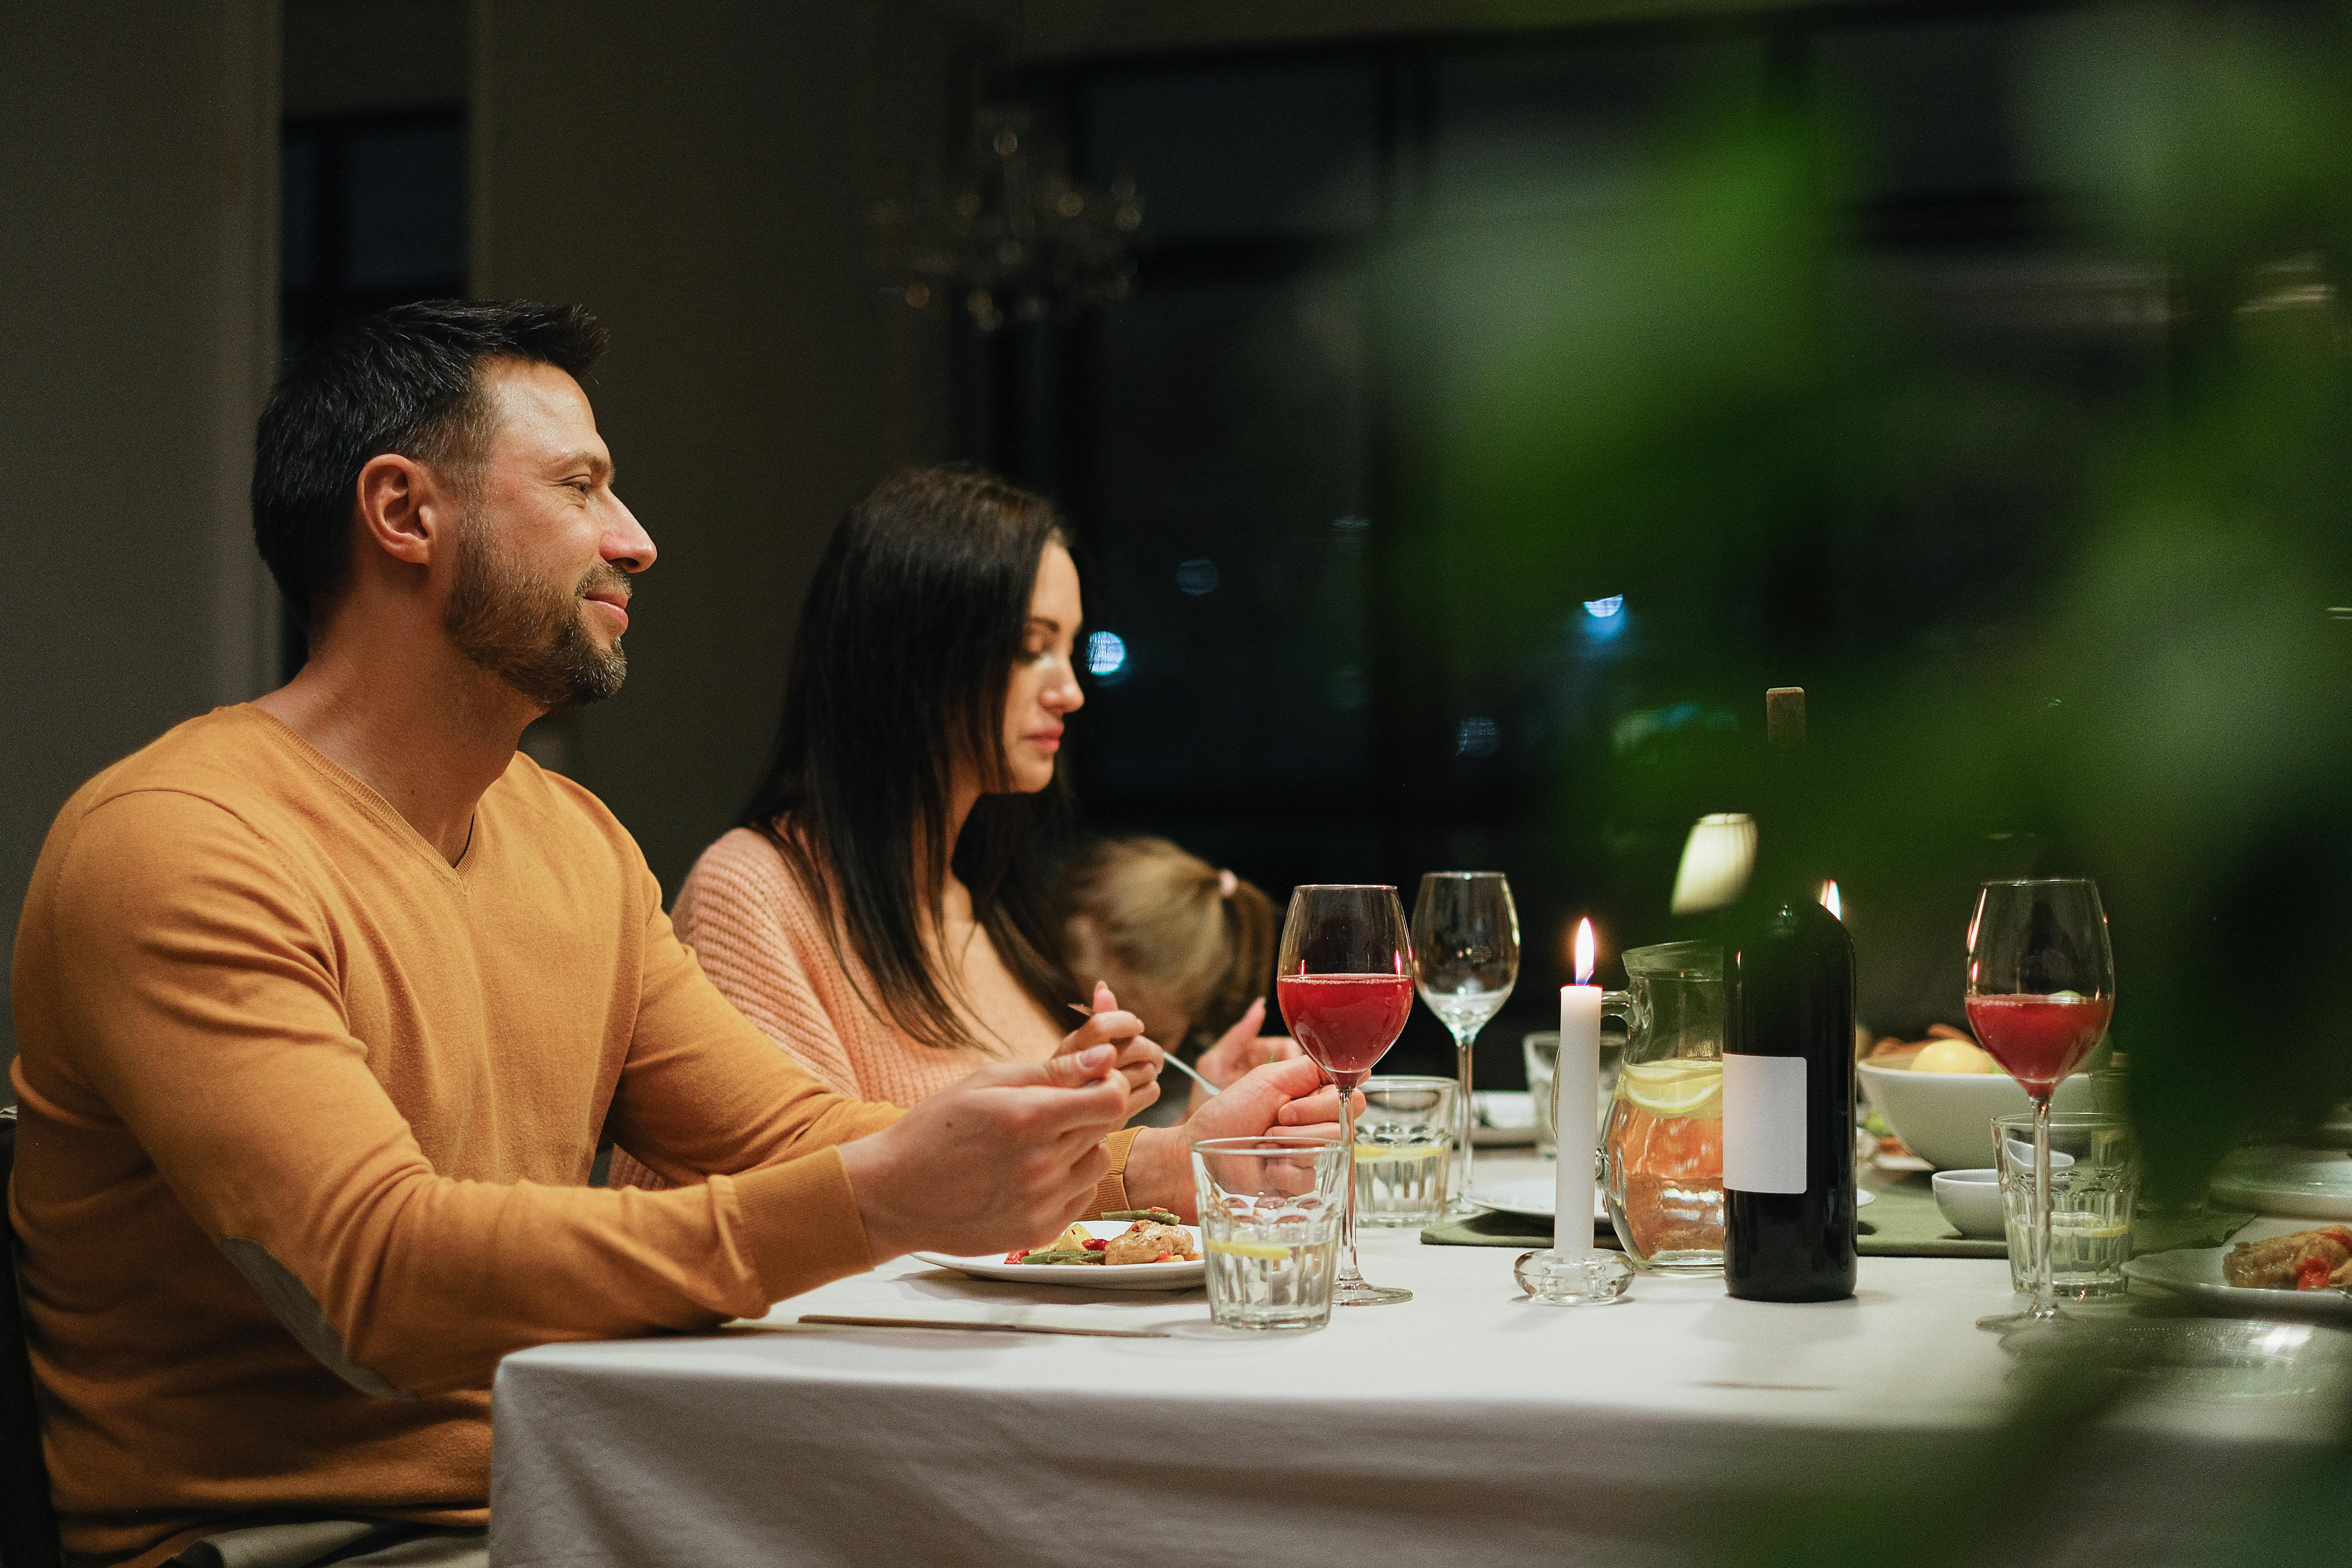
[1066,1001,1222,1096]
[798,1314,1173,1340]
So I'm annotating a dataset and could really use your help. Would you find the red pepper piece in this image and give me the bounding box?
[2297,1255,2331,1291]
[1082,1237,1108,1251]
[1154,1251,1174,1263]
[1004,1249,1030,1265]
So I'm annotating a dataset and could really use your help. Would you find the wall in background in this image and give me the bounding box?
[0,2,282,1096]
[473,0,968,894]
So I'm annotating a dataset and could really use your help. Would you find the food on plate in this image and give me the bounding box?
[2222,1226,2352,1291]
[1910,1038,1999,1075]
[1001,1213,1199,1267]
[1105,1221,1198,1265]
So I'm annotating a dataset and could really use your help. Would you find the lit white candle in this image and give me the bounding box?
[1557,918,1601,1256]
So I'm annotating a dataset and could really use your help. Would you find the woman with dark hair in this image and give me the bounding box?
[609,465,1334,1205]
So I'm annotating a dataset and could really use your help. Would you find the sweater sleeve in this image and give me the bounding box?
[42,791,893,1399]
[601,866,901,1188]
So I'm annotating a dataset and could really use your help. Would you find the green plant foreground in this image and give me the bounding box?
[1404,5,2352,1559]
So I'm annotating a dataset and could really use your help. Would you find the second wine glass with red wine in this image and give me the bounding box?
[1278,884,1416,1307]
[1965,877,2115,1329]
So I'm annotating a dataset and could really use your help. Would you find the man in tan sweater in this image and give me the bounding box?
[9,302,1338,1568]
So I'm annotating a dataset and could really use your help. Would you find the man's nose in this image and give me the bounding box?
[603,493,657,574]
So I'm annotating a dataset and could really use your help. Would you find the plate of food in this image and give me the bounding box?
[911,1211,1205,1290]
[2123,1225,2352,1318]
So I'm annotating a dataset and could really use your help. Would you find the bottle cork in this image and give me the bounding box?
[1766,687,1806,749]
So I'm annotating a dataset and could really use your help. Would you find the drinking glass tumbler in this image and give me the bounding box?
[1193,1136,1349,1331]
[1994,1112,2138,1300]
[1353,1076,1458,1226]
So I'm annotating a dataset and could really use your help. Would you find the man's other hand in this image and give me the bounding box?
[1054,980,1163,1119]
[837,1045,1131,1263]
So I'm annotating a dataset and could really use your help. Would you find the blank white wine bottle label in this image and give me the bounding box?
[1721,1054,1806,1193]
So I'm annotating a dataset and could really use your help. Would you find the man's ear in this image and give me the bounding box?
[353,453,453,569]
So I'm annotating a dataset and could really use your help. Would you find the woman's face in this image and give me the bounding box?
[1001,542,1085,795]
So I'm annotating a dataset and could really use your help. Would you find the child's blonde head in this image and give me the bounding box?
[1060,837,1274,1050]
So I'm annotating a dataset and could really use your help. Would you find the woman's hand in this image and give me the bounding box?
[1117,1057,1358,1222]
[1054,980,1163,1119]
[1191,998,1305,1093]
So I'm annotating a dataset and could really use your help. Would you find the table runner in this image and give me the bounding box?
[1419,1174,2252,1257]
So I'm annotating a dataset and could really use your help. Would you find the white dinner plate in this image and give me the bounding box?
[911,1221,1205,1290]
[2210,1148,2352,1219]
[2124,1245,2352,1320]
[1465,1179,1871,1220]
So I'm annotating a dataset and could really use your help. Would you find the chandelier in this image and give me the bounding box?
[871,107,1145,333]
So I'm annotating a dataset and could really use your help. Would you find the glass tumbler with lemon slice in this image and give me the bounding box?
[1193,1136,1349,1331]
[1354,1076,1458,1225]
[1599,942,1729,1272]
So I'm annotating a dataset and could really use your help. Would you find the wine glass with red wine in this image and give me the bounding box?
[1965,878,2115,1329]
[1278,884,1416,1307]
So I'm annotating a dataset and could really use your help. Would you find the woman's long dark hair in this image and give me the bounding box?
[742,464,1079,1051]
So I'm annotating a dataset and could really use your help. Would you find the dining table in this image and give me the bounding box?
[485,1153,2347,1567]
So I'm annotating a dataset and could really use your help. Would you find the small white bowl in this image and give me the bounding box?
[1931,1168,2005,1238]
[1859,1061,2094,1171]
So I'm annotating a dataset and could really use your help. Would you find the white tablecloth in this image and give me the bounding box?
[488,1160,2337,1567]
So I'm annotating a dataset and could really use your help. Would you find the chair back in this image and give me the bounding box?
[0,1107,62,1568]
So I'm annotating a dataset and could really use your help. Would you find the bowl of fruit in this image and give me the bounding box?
[1858,1030,2096,1171]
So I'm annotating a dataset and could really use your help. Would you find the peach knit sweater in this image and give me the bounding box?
[608,828,1132,1195]
[676,827,1036,1105]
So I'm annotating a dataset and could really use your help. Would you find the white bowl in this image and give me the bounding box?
[1930,1168,2005,1238]
[1859,1061,2094,1171]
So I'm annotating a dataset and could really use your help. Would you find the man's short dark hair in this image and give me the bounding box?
[252,299,607,630]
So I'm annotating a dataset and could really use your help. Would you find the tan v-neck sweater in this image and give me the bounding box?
[8,707,900,1568]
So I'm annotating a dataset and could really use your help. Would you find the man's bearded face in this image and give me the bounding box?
[443,510,629,711]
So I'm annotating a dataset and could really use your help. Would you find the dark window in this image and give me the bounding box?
[277,107,468,676]
[280,110,467,363]
[991,14,2169,1075]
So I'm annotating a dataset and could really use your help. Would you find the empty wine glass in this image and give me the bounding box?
[1964,878,2115,1329]
[1410,873,1520,1217]
[1279,885,1415,1307]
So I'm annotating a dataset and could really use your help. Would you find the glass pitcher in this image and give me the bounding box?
[1598,941,1726,1273]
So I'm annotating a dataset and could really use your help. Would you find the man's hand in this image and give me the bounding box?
[1055,980,1163,1119]
[836,1045,1132,1264]
[1117,1057,1357,1222]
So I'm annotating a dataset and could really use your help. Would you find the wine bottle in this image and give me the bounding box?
[1723,687,1857,1302]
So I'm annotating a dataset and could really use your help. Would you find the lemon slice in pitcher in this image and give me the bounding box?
[1620,1060,1724,1120]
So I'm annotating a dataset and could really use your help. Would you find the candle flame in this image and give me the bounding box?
[1573,918,1595,985]
[1820,880,1842,921]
